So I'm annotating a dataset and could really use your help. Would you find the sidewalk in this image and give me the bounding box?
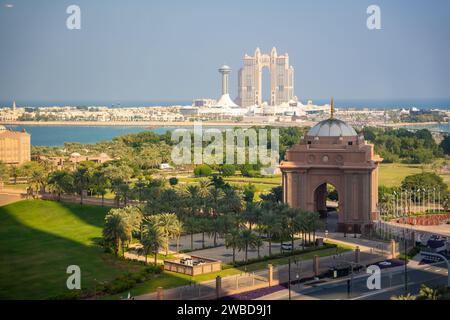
[134,240,389,300]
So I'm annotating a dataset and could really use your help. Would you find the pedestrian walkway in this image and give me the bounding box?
[135,238,389,300]
[0,193,22,206]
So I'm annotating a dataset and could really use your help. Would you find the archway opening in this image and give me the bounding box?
[261,66,271,104]
[313,183,339,232]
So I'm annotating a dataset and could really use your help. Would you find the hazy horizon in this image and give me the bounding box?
[1,0,450,106]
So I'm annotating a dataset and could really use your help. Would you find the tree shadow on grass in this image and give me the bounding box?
[46,200,110,229]
[0,202,138,300]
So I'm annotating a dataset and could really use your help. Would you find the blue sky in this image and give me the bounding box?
[0,0,449,106]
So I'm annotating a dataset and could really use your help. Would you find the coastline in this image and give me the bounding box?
[0,120,447,131]
[0,120,318,128]
[381,121,444,128]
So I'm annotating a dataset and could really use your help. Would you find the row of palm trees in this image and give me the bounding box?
[102,207,183,265]
[102,177,323,265]
[224,204,322,264]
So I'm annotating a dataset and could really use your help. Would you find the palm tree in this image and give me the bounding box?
[418,285,443,300]
[225,229,240,265]
[260,211,282,256]
[103,212,132,256]
[73,164,94,205]
[306,211,322,245]
[110,206,143,235]
[183,216,199,250]
[222,187,243,214]
[207,186,225,218]
[185,185,201,216]
[237,229,259,263]
[390,294,416,300]
[133,178,147,202]
[0,161,10,186]
[92,169,110,206]
[172,218,183,253]
[117,182,132,207]
[198,179,211,213]
[243,202,257,231]
[141,221,164,265]
[148,213,181,256]
[199,216,210,249]
[9,166,21,185]
[283,207,303,254]
[47,170,74,201]
[207,217,222,247]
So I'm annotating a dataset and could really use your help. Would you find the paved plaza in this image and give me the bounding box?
[168,230,391,264]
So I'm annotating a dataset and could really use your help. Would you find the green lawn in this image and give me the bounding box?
[0,200,143,300]
[378,162,450,187]
[378,163,424,187]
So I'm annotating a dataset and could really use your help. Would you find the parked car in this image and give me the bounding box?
[281,243,293,251]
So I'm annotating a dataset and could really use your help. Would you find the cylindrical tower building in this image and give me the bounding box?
[218,65,231,95]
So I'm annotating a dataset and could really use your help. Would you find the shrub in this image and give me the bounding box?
[194,164,212,177]
[49,263,163,299]
[168,177,178,186]
[240,164,261,177]
[220,164,236,177]
[50,290,83,300]
[230,244,337,267]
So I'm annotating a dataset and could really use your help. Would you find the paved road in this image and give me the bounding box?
[0,193,22,206]
[174,230,391,264]
[258,261,449,300]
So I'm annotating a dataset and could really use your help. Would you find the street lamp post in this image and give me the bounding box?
[404,231,408,294]
[433,188,436,213]
[288,258,291,300]
[420,251,450,286]
[438,190,441,213]
[334,260,357,299]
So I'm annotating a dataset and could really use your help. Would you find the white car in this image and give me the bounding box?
[281,243,293,251]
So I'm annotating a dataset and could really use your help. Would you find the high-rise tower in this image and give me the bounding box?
[215,65,238,108]
[236,47,294,107]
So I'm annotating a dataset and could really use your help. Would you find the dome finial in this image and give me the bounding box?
[330,97,335,119]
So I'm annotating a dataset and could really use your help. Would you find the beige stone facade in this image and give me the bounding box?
[280,116,382,233]
[237,47,294,107]
[0,126,31,165]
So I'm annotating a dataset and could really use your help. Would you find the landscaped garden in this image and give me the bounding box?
[0,199,353,300]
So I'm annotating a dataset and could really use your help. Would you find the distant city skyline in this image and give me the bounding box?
[1,0,450,106]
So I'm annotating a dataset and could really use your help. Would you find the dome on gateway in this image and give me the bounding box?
[307,118,357,137]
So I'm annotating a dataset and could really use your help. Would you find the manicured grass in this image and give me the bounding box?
[378,163,425,187]
[0,200,143,300]
[378,162,450,187]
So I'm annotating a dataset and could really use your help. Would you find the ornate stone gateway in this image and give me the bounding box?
[280,102,382,233]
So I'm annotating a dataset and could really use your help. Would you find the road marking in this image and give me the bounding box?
[351,275,446,300]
